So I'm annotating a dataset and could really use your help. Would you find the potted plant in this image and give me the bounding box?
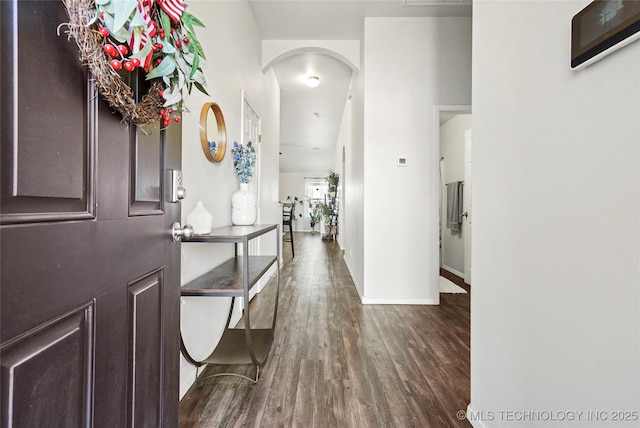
[309,202,330,232]
[312,202,332,233]
[327,171,339,193]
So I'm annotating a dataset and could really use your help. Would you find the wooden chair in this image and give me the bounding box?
[282,202,295,257]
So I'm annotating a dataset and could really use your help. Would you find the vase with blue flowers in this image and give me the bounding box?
[231,141,257,225]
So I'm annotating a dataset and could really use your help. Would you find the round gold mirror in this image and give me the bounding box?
[199,102,227,162]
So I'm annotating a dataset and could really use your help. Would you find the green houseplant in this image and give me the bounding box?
[313,203,331,224]
[310,202,331,232]
[327,171,339,192]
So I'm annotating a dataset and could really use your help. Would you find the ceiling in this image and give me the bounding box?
[248,0,472,173]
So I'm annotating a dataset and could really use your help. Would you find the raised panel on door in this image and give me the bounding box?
[128,270,164,427]
[1,302,95,427]
[0,0,95,224]
[131,124,163,215]
[129,73,163,216]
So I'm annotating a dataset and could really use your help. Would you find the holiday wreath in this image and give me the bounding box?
[62,0,207,127]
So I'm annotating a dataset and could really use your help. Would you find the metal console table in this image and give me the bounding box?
[180,224,280,382]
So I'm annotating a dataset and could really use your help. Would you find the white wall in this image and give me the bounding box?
[178,1,280,398]
[440,114,471,275]
[362,17,472,303]
[471,1,640,426]
[333,96,351,250]
[343,64,365,297]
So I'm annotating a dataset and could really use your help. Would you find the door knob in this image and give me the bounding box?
[172,222,194,242]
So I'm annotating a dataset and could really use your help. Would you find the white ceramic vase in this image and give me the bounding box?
[231,182,257,225]
[185,201,213,234]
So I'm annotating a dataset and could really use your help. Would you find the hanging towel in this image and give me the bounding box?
[446,181,464,232]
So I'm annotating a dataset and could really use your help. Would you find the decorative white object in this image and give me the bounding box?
[185,201,213,234]
[231,183,257,225]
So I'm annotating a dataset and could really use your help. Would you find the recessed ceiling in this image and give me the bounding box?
[249,0,472,40]
[274,53,353,173]
[250,1,472,174]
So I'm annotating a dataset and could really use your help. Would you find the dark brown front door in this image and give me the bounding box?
[1,1,182,426]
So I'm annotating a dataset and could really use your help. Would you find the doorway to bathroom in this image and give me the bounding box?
[436,106,472,288]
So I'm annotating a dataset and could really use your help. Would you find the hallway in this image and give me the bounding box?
[180,233,471,427]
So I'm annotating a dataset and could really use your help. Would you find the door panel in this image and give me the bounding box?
[1,0,94,223]
[93,287,128,426]
[1,1,182,426]
[131,123,163,215]
[1,302,94,428]
[128,270,163,428]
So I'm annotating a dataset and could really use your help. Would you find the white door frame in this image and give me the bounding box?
[464,129,472,284]
[241,90,261,262]
[241,90,261,220]
[433,105,472,293]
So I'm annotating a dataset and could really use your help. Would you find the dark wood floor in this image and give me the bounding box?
[180,233,471,427]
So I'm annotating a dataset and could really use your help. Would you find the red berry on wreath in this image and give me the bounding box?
[155,58,162,65]
[99,11,105,19]
[159,109,165,116]
[117,45,128,55]
[160,33,166,40]
[175,41,182,48]
[98,26,109,37]
[158,91,164,98]
[174,117,181,123]
[103,44,118,57]
[164,120,170,127]
[123,61,135,72]
[167,108,173,114]
[131,58,141,67]
[183,37,189,44]
[110,60,122,70]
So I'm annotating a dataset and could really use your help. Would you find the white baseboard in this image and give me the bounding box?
[179,363,197,400]
[344,257,438,305]
[441,264,464,279]
[360,297,439,305]
[343,255,363,301]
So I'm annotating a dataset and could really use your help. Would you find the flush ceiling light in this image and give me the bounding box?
[307,76,320,88]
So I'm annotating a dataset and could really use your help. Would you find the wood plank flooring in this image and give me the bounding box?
[180,233,471,427]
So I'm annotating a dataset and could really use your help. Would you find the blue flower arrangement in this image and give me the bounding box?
[232,141,256,183]
[208,141,217,158]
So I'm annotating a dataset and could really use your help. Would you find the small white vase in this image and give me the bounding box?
[185,201,213,234]
[231,182,257,225]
